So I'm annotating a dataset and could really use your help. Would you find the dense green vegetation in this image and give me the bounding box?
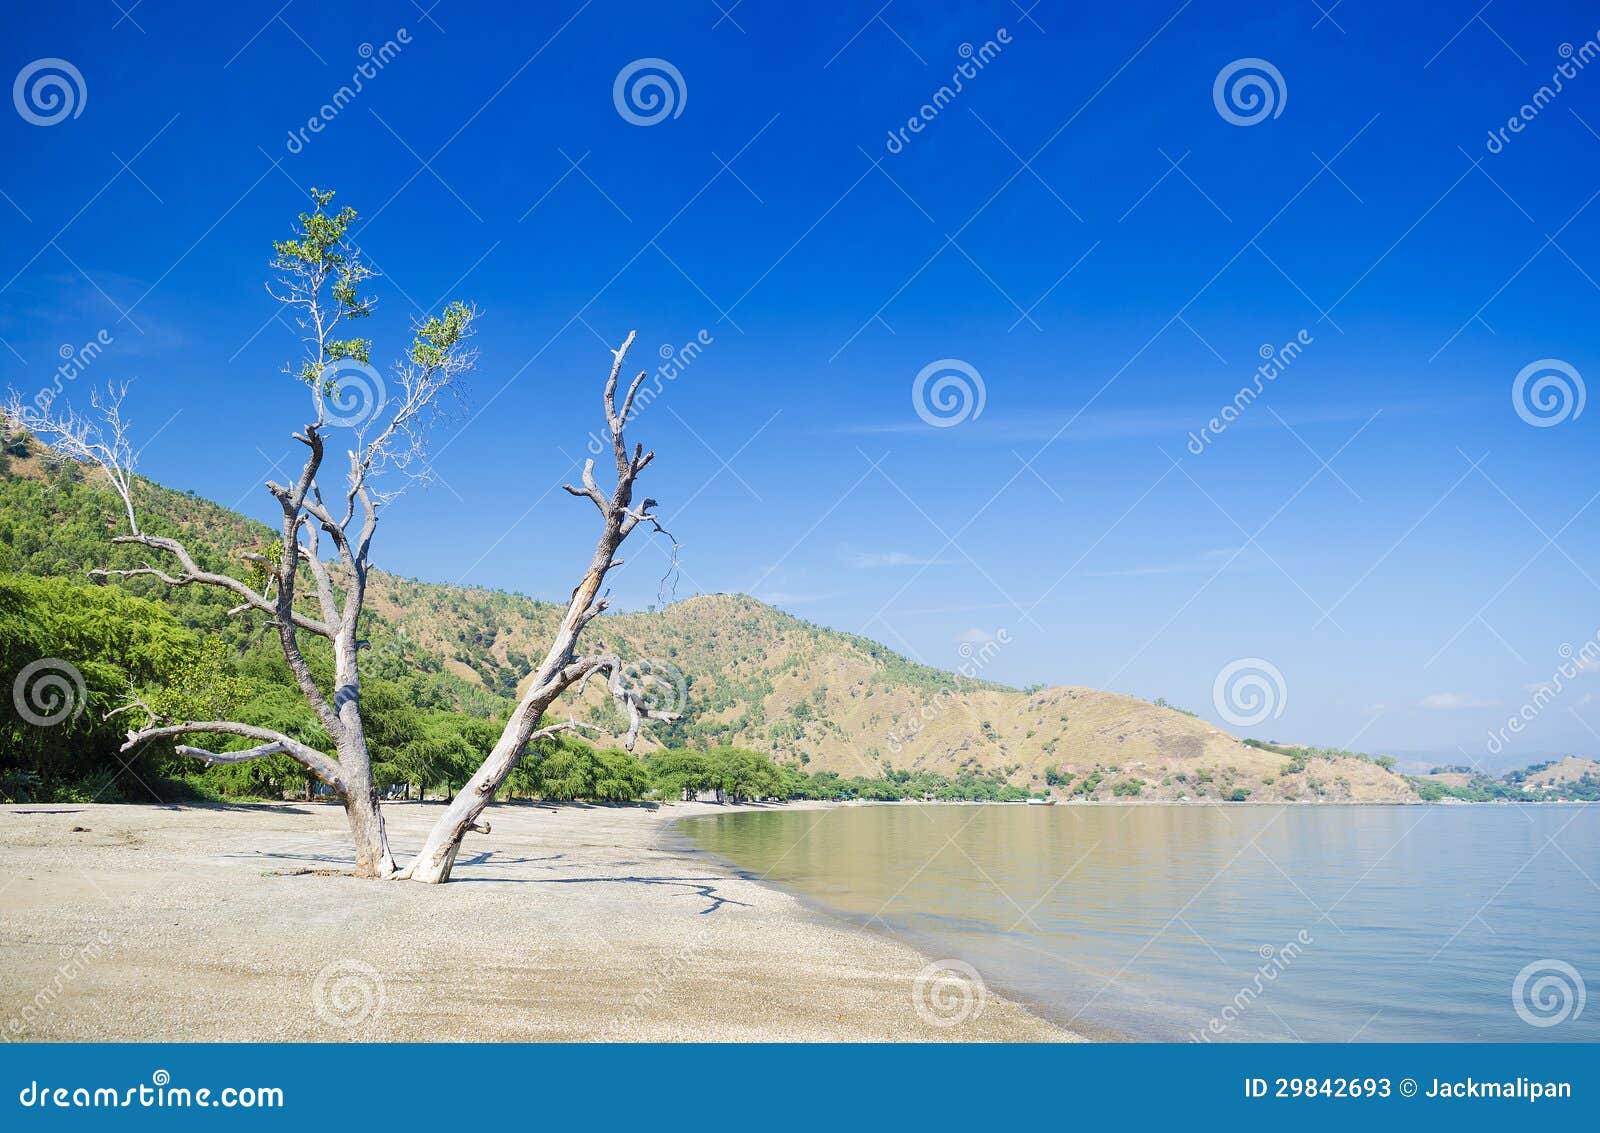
[780,766,1035,802]
[1410,760,1600,803]
[0,565,521,804]
[1,574,198,802]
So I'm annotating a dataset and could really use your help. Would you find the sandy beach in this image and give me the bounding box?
[0,799,1075,1042]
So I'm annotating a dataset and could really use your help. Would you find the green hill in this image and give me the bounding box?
[0,435,1423,803]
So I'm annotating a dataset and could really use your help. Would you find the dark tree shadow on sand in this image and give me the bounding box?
[450,874,751,914]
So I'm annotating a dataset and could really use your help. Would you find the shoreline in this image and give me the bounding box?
[666,803,1126,1040]
[0,799,1077,1042]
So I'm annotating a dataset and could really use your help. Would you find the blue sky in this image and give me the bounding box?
[3,1,1599,766]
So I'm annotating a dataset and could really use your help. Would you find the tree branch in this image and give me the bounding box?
[570,655,682,751]
[92,534,333,637]
[4,382,142,534]
[124,721,343,787]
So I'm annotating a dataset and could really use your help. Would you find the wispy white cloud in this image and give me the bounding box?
[1082,546,1250,578]
[839,546,952,569]
[1417,692,1499,710]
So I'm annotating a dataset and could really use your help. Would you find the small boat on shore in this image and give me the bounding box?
[1026,797,1056,806]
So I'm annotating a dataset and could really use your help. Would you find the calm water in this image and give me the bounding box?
[680,804,1600,1042]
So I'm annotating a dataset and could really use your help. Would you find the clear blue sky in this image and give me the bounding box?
[3,1,1599,766]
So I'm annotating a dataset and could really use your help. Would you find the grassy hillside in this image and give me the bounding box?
[0,438,1427,802]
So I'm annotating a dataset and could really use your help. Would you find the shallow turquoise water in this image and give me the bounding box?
[680,804,1600,1041]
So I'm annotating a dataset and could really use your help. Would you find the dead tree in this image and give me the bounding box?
[400,334,676,882]
[7,189,676,882]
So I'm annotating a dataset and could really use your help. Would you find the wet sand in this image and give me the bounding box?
[0,800,1076,1042]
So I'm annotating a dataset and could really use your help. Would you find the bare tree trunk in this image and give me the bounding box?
[330,637,395,877]
[344,785,395,878]
[403,448,671,884]
[400,333,679,882]
[335,726,395,878]
[405,535,618,884]
[407,697,556,883]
